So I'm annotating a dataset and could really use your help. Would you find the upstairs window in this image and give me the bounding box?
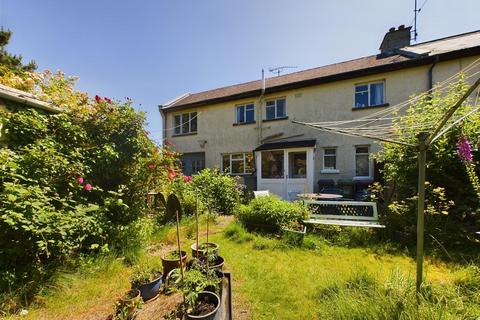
[222,153,254,175]
[355,82,384,108]
[236,103,255,124]
[173,112,197,135]
[265,98,286,120]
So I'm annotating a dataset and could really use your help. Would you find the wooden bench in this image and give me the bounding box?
[302,200,385,228]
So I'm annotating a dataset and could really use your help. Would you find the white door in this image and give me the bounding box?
[256,148,314,200]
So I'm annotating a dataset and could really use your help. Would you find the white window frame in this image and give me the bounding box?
[222,152,254,175]
[321,147,339,173]
[235,103,255,124]
[173,112,198,135]
[354,81,385,108]
[354,145,371,178]
[264,97,287,120]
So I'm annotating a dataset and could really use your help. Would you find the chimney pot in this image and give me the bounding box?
[389,27,395,32]
[398,24,405,30]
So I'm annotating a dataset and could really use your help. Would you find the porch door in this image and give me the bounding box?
[256,148,314,200]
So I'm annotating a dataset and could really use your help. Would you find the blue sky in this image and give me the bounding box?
[1,0,479,143]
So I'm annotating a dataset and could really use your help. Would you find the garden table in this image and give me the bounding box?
[297,193,343,200]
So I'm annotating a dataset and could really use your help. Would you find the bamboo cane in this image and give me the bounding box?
[175,209,184,280]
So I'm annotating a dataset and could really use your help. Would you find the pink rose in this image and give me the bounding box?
[183,175,192,183]
[77,176,84,184]
[84,183,92,191]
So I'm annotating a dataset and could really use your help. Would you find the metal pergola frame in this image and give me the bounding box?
[293,76,480,294]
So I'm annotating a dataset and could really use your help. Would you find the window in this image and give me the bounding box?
[222,153,254,175]
[355,146,370,177]
[323,148,337,171]
[265,98,287,120]
[355,82,384,108]
[261,150,284,178]
[173,112,197,135]
[288,152,307,178]
[235,103,255,124]
[191,160,204,174]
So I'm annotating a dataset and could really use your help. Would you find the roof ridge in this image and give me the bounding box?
[408,29,480,48]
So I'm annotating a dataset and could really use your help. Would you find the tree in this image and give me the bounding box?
[0,28,37,74]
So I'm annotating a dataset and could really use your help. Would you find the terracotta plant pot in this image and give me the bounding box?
[138,275,162,301]
[161,250,187,279]
[186,291,221,320]
[191,242,219,258]
[118,289,141,318]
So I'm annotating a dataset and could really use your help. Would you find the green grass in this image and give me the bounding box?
[211,222,480,320]
[3,218,479,320]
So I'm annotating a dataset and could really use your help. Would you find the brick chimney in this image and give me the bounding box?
[379,25,412,55]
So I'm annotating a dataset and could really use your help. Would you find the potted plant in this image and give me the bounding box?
[112,289,142,320]
[190,242,219,258]
[171,268,221,319]
[130,265,163,301]
[186,291,221,320]
[162,250,188,278]
[281,220,307,245]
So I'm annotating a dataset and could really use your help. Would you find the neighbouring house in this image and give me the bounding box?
[159,26,480,200]
[0,83,61,142]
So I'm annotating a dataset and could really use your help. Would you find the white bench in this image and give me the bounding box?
[302,200,385,228]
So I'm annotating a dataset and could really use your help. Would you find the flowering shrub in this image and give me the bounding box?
[0,71,180,288]
[457,134,480,198]
[376,78,480,235]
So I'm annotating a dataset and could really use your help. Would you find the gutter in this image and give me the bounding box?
[0,90,61,113]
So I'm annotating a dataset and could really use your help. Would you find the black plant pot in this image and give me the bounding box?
[186,291,220,320]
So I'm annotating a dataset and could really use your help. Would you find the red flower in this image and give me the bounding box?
[94,95,102,103]
[147,162,156,170]
[77,176,84,184]
[183,175,192,183]
[167,168,177,181]
[84,183,92,191]
[104,97,112,103]
[164,139,172,146]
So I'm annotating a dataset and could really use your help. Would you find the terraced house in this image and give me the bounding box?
[159,26,480,200]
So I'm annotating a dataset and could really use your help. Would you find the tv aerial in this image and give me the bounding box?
[269,66,298,77]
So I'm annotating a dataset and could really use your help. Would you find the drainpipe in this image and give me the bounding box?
[158,105,166,144]
[428,57,439,91]
[257,69,266,145]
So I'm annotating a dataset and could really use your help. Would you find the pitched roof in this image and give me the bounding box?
[162,30,480,112]
[0,83,61,113]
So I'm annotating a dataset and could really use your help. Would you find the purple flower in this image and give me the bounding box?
[457,135,473,162]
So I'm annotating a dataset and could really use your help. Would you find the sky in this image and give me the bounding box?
[1,0,479,144]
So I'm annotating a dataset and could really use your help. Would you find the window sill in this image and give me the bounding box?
[321,169,340,174]
[352,103,389,111]
[353,176,373,181]
[233,121,256,126]
[172,132,197,137]
[262,116,289,123]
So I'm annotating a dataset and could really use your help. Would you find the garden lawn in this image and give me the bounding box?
[5,217,479,320]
